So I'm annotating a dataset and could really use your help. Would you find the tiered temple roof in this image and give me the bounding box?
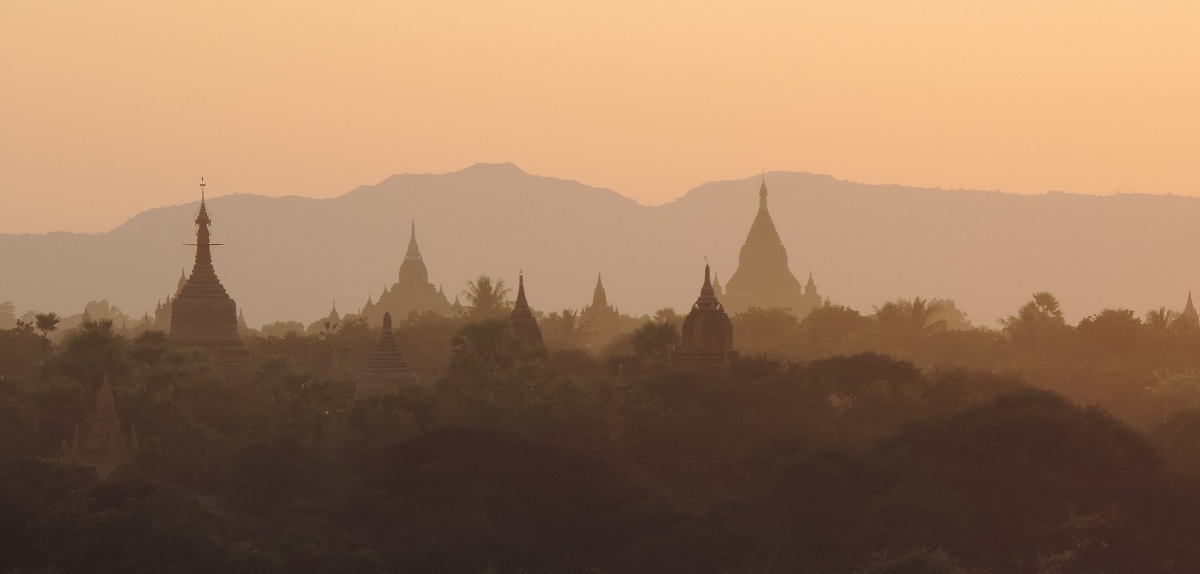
[675,264,737,368]
[169,179,254,382]
[722,179,821,317]
[354,312,419,399]
[364,223,451,324]
[581,273,622,347]
[509,273,544,347]
[1175,292,1200,334]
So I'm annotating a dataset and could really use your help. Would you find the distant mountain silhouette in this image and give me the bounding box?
[2,163,1198,327]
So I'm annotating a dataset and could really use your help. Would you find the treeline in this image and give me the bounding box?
[2,293,1200,572]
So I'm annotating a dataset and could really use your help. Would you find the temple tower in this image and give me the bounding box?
[722,179,820,317]
[354,312,419,399]
[367,222,451,324]
[675,264,737,368]
[170,178,254,382]
[1175,292,1200,334]
[69,377,136,478]
[581,273,621,348]
[509,273,544,347]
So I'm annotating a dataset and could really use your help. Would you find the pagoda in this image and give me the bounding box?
[68,377,137,479]
[674,264,737,368]
[354,312,419,399]
[509,273,544,347]
[1174,292,1200,334]
[170,178,254,382]
[580,273,622,348]
[722,179,821,317]
[365,223,451,325]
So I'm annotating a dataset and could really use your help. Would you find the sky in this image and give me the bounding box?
[2,1,1198,234]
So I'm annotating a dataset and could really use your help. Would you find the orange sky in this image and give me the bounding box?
[2,1,1198,234]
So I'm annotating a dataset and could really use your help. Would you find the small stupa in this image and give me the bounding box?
[354,312,419,400]
[509,273,544,347]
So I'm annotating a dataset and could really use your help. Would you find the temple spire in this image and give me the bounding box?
[701,263,715,298]
[405,221,422,261]
[509,272,543,347]
[592,272,609,308]
[189,177,214,278]
[514,273,530,311]
[171,177,253,383]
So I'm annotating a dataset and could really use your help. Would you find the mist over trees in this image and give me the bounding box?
[4,284,1200,572]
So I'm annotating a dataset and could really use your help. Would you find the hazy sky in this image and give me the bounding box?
[3,1,1198,234]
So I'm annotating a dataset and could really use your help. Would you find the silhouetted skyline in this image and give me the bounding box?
[3,164,1200,328]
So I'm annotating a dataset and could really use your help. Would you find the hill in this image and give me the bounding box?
[2,163,1197,327]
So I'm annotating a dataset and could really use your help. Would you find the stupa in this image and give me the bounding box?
[509,273,544,347]
[354,312,419,399]
[721,179,821,317]
[169,178,254,382]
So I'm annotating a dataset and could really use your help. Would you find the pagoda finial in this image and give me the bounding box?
[405,221,422,261]
[514,272,530,310]
[701,263,715,298]
[592,272,609,309]
[195,176,211,227]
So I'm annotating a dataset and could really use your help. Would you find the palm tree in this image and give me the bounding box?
[544,309,590,350]
[1145,307,1173,333]
[873,296,946,336]
[653,307,680,326]
[54,318,128,386]
[1001,291,1068,348]
[34,312,61,339]
[463,275,510,320]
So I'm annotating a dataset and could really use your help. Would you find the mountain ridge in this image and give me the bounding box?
[3,163,1197,328]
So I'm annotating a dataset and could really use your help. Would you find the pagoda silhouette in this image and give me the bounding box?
[721,178,821,317]
[363,222,452,324]
[169,178,254,383]
[674,264,738,368]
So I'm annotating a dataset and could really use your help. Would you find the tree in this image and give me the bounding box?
[873,297,947,337]
[732,307,800,357]
[1001,292,1068,349]
[928,298,973,331]
[1144,307,1173,334]
[0,301,17,330]
[542,309,589,351]
[463,275,510,320]
[34,311,62,339]
[1076,308,1144,353]
[49,318,129,387]
[629,320,678,362]
[652,307,680,325]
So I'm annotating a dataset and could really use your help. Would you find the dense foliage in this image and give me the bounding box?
[3,295,1200,573]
